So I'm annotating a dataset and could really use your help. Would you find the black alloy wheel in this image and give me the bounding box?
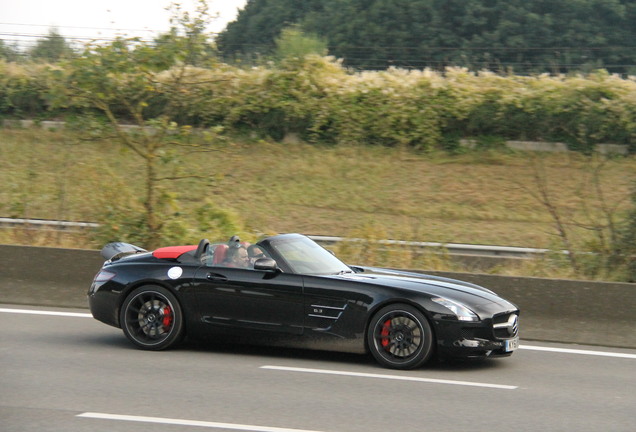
[120,285,184,350]
[367,304,433,369]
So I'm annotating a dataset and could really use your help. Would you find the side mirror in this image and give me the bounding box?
[254,257,278,271]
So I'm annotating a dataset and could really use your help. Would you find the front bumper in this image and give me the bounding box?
[438,336,517,358]
[433,312,519,359]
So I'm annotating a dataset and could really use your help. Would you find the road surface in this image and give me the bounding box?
[1,305,634,432]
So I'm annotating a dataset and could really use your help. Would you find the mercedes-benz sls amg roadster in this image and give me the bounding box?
[88,233,519,369]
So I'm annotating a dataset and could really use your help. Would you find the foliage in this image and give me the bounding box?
[216,0,323,63]
[516,153,635,281]
[1,126,634,281]
[154,0,218,67]
[93,198,245,249]
[219,0,636,74]
[3,57,636,151]
[612,184,636,281]
[441,69,636,152]
[45,1,226,249]
[274,26,328,62]
[0,61,59,118]
[0,40,20,62]
[28,28,76,63]
[3,54,636,152]
[334,222,456,271]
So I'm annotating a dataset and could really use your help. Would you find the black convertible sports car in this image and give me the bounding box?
[88,233,519,369]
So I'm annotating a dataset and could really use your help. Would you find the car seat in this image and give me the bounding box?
[212,244,228,265]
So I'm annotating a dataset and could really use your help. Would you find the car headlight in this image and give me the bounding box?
[431,297,479,322]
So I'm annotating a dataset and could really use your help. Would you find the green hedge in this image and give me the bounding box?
[1,58,635,153]
[0,62,51,118]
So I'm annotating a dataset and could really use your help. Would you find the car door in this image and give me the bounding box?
[193,265,305,335]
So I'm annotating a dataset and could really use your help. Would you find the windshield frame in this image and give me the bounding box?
[261,234,352,275]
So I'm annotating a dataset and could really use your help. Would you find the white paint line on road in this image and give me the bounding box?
[520,344,636,359]
[261,365,518,390]
[77,412,324,432]
[0,307,92,318]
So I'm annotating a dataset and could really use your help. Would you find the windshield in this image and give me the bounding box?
[267,235,352,275]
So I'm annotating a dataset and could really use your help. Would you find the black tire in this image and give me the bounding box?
[367,304,434,369]
[120,285,184,350]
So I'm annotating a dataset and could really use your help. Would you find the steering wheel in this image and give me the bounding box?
[194,238,210,261]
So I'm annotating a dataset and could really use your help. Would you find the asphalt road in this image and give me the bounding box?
[1,305,635,432]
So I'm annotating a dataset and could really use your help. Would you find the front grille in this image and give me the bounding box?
[460,327,476,340]
[492,312,519,339]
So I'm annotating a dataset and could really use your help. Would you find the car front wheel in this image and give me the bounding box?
[120,285,184,350]
[367,304,433,369]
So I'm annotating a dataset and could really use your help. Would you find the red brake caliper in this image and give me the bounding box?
[380,319,391,348]
[162,306,173,328]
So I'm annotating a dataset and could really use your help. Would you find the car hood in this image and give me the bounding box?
[338,266,513,307]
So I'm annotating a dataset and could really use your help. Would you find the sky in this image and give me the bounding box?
[0,0,248,48]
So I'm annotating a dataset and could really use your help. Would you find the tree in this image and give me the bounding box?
[0,40,21,62]
[613,184,636,281]
[28,28,75,62]
[519,153,634,280]
[51,1,225,249]
[273,25,327,62]
[217,0,636,73]
[216,0,323,62]
[154,0,218,66]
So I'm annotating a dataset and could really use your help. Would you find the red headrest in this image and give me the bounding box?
[212,244,228,264]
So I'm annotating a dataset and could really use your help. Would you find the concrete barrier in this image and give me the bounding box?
[1,245,634,348]
[0,245,103,309]
[460,138,629,155]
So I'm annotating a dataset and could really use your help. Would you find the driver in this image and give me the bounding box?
[247,245,266,265]
[224,243,251,268]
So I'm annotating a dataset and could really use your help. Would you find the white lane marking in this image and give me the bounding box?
[0,308,92,318]
[77,412,324,432]
[520,344,636,359]
[261,365,517,390]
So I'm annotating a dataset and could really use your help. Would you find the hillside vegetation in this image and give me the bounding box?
[1,126,634,280]
[219,0,636,74]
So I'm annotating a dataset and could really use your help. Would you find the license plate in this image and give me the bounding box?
[504,337,519,352]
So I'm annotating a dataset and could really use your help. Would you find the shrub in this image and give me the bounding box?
[1,57,636,154]
[0,61,51,117]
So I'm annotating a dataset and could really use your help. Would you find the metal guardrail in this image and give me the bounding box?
[0,217,99,231]
[1,217,548,258]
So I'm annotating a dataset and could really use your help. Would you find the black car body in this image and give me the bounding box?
[88,233,519,369]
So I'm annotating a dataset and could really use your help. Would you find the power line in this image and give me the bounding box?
[220,42,636,52]
[0,32,145,42]
[0,22,160,33]
[3,31,635,73]
[5,28,635,53]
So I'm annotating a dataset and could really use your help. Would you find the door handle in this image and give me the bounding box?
[206,273,228,281]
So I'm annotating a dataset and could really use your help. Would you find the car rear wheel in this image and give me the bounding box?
[367,304,433,369]
[120,285,184,350]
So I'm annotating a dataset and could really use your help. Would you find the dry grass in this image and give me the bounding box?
[1,127,634,259]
